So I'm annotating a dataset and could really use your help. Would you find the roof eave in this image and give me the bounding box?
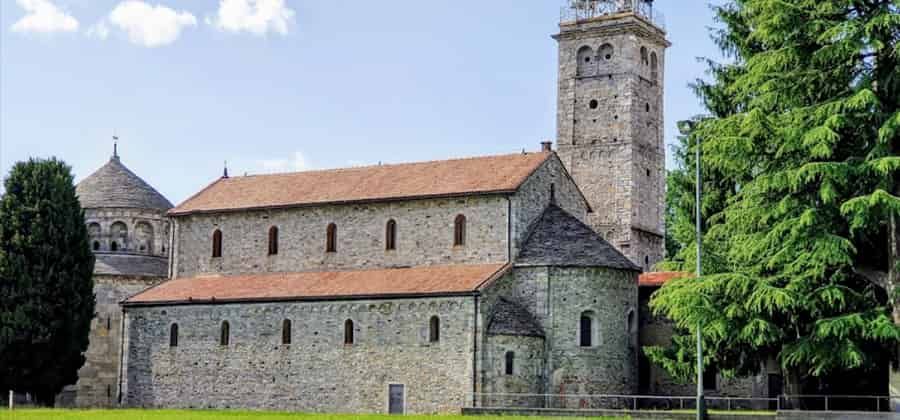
[122,290,479,308]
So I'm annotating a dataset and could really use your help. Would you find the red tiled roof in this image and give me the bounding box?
[124,264,509,305]
[639,271,691,287]
[170,152,553,216]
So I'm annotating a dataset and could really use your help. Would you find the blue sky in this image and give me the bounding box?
[1,0,725,205]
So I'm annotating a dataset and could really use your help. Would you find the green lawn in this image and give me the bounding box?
[0,410,624,420]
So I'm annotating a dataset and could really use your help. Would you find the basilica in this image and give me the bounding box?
[62,1,776,413]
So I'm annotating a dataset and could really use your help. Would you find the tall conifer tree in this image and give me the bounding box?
[649,0,899,394]
[0,158,95,405]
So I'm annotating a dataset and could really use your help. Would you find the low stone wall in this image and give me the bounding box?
[462,407,775,419]
[777,411,899,420]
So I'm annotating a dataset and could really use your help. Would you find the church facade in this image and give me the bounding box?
[60,1,777,414]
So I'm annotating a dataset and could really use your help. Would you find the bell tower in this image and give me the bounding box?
[554,0,670,270]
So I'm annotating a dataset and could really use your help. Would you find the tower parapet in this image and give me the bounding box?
[561,0,664,29]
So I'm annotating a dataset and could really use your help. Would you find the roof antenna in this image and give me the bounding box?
[112,132,120,160]
[223,161,229,178]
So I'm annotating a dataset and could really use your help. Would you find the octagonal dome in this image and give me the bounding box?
[76,155,172,211]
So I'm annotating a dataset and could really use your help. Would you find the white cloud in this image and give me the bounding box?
[208,0,295,36]
[258,151,309,173]
[105,1,197,47]
[10,0,79,34]
[86,22,110,40]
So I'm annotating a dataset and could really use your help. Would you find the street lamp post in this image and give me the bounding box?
[695,126,707,420]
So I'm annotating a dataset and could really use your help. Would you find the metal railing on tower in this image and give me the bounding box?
[560,0,665,29]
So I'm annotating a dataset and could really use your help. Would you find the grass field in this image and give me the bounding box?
[0,410,625,420]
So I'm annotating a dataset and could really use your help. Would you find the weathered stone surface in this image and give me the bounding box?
[555,14,668,271]
[122,297,476,414]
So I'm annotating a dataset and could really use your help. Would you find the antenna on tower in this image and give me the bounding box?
[223,161,229,178]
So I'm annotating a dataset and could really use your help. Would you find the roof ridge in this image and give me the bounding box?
[229,151,552,180]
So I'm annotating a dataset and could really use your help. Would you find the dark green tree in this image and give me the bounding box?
[648,0,900,395]
[0,158,95,406]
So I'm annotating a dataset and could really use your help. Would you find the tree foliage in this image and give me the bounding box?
[0,158,95,405]
[649,0,900,391]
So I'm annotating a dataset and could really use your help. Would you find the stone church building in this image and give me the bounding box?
[58,0,774,414]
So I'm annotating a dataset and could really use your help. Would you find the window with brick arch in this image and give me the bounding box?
[268,226,279,256]
[326,223,337,253]
[429,316,440,343]
[169,323,178,348]
[220,321,230,346]
[212,229,223,258]
[344,319,354,345]
[505,351,515,375]
[385,219,397,251]
[282,319,292,345]
[453,214,466,247]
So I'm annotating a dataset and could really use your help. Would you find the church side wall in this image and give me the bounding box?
[481,335,545,407]
[173,196,509,279]
[60,275,162,408]
[122,297,475,414]
[510,155,589,258]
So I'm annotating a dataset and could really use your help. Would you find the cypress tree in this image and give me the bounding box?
[649,0,899,395]
[0,158,95,406]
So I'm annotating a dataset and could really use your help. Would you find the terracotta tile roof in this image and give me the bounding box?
[170,152,553,216]
[639,271,692,287]
[124,264,509,305]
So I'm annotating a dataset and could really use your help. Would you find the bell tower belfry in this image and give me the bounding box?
[554,0,670,270]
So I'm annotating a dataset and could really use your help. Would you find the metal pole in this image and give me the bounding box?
[696,130,707,420]
[8,390,12,411]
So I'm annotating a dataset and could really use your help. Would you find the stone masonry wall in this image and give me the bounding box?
[510,154,589,259]
[555,14,668,270]
[84,208,170,257]
[63,275,162,408]
[172,196,509,279]
[481,334,546,407]
[122,297,475,414]
[546,267,638,400]
[479,266,639,401]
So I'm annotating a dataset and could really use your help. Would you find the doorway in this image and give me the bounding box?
[388,384,405,414]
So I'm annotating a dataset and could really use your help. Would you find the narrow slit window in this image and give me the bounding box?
[505,351,515,375]
[268,226,279,256]
[429,316,440,343]
[326,223,337,253]
[282,319,292,345]
[385,219,397,251]
[580,312,594,347]
[344,319,354,345]
[212,229,223,258]
[170,323,179,347]
[453,215,466,246]
[220,321,230,346]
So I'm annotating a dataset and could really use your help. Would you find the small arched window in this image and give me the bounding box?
[580,311,595,347]
[505,351,515,375]
[110,241,119,252]
[326,223,337,253]
[282,319,292,345]
[453,215,466,247]
[429,316,440,343]
[344,319,354,345]
[220,321,230,346]
[212,229,223,258]
[385,219,397,251]
[650,52,659,83]
[169,323,179,347]
[640,46,649,65]
[93,241,101,251]
[576,45,595,76]
[268,226,279,256]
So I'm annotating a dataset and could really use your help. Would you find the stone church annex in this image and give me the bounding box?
[61,0,778,414]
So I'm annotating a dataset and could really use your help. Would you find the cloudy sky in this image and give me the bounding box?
[1,0,725,204]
